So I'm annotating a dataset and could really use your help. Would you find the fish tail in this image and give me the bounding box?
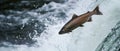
[94,6,103,15]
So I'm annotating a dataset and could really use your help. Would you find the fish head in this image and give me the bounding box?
[59,27,72,34]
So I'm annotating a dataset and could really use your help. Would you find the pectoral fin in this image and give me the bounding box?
[87,17,92,22]
[79,24,84,27]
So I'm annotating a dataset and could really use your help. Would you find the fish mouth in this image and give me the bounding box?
[59,31,66,34]
[59,30,67,34]
[58,30,71,34]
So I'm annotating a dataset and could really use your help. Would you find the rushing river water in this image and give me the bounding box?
[0,0,120,51]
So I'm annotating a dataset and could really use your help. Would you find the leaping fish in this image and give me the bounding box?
[59,6,103,34]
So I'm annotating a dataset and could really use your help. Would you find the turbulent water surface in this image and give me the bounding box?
[0,0,120,51]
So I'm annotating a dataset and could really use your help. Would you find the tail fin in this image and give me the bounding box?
[94,6,103,15]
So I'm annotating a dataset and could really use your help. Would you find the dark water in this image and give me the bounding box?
[0,0,67,12]
[0,12,46,46]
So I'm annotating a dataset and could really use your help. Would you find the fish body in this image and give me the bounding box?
[59,6,103,34]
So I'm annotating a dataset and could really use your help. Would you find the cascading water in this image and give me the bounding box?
[95,21,120,51]
[0,0,120,51]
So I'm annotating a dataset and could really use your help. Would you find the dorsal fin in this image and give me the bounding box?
[72,14,78,19]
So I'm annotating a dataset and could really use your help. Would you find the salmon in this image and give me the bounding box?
[59,6,103,34]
